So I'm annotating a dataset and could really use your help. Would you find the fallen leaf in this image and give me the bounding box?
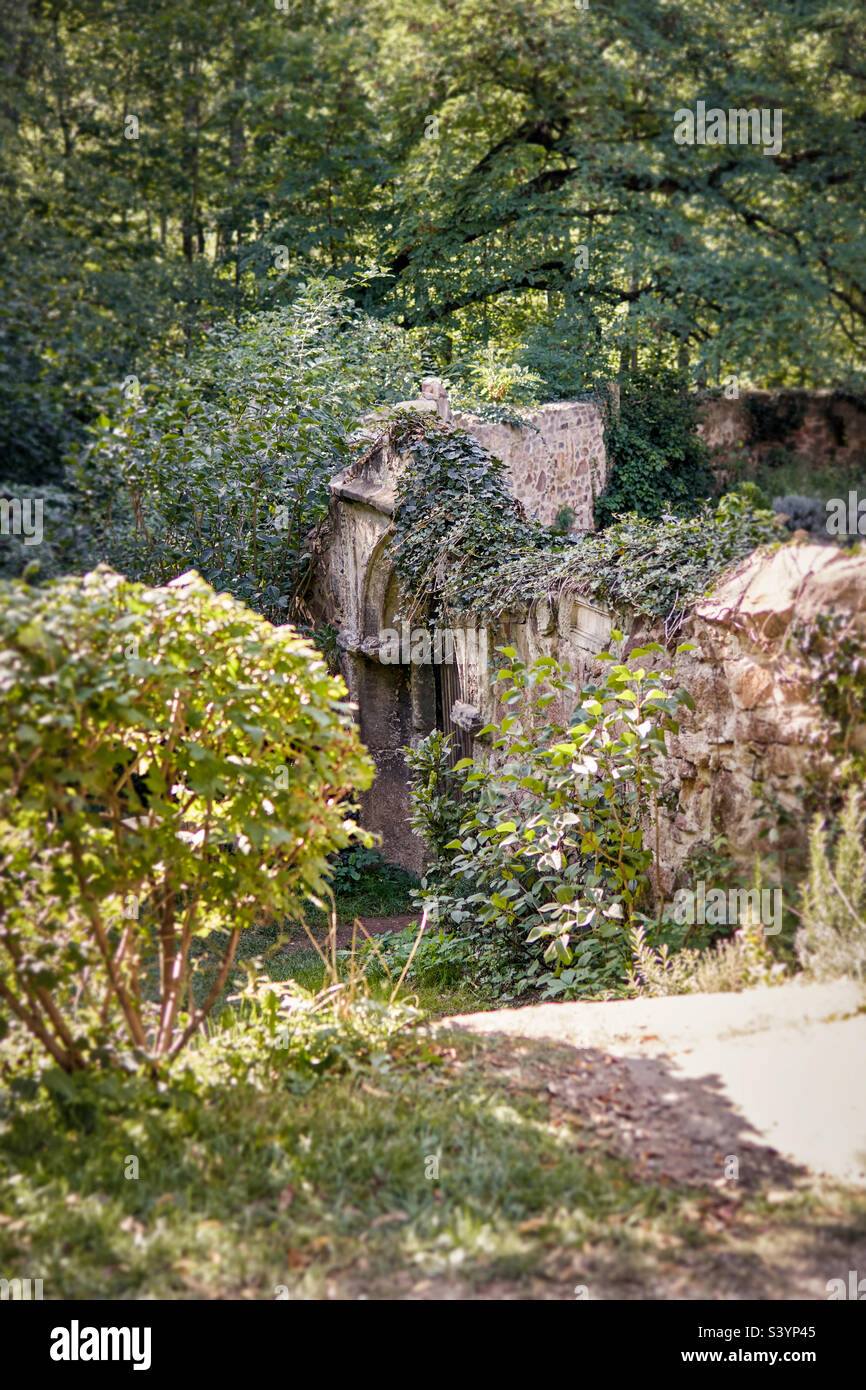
[369,1211,408,1228]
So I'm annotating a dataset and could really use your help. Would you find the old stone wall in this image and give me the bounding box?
[461,544,866,894]
[698,389,866,480]
[452,399,607,530]
[314,391,866,883]
[313,387,613,871]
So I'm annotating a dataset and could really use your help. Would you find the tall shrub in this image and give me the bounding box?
[595,368,714,527]
[69,279,424,620]
[0,567,374,1071]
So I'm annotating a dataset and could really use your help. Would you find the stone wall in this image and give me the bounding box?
[315,393,866,883]
[312,388,611,871]
[452,399,607,530]
[462,544,866,894]
[698,389,866,480]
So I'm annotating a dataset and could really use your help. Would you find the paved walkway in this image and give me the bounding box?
[445,980,866,1185]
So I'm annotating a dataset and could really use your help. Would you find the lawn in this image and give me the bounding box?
[2,1021,863,1301]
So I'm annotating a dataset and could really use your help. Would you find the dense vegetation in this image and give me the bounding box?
[0,567,372,1071]
[3,0,865,487]
[2,2,866,1312]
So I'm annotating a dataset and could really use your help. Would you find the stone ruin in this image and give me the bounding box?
[313,383,866,885]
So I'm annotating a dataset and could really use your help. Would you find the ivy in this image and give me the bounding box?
[378,416,784,634]
[594,369,715,527]
[795,612,866,788]
[385,414,563,624]
[485,487,785,634]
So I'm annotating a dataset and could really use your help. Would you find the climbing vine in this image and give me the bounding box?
[795,612,866,786]
[594,369,715,527]
[371,416,785,635]
[385,414,562,624]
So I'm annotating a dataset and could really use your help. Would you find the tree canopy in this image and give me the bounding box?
[2,0,864,479]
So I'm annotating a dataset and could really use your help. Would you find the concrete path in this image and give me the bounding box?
[444,980,866,1186]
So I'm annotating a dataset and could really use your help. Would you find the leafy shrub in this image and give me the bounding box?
[70,279,424,622]
[629,918,787,996]
[328,845,418,916]
[445,343,545,415]
[404,731,476,863]
[0,566,374,1072]
[210,971,420,1090]
[331,844,386,889]
[413,641,693,1000]
[357,925,475,993]
[795,791,866,983]
[595,368,715,527]
[771,494,830,537]
[0,482,92,583]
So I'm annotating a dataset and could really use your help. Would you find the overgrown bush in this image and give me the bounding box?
[629,918,787,996]
[795,791,866,983]
[354,924,475,994]
[772,494,830,538]
[328,844,418,917]
[411,641,693,1000]
[380,415,784,637]
[0,566,374,1072]
[69,279,424,622]
[0,482,87,583]
[595,368,715,527]
[209,971,420,1089]
[404,731,476,863]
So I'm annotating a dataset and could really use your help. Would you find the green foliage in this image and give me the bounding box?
[358,924,476,993]
[595,370,715,527]
[549,506,578,538]
[796,612,866,787]
[386,415,561,624]
[796,791,866,985]
[70,280,424,621]
[413,641,693,1000]
[0,483,90,584]
[0,566,373,1072]
[382,416,783,635]
[469,487,784,632]
[404,731,477,863]
[629,918,787,997]
[331,845,386,889]
[761,456,866,508]
[451,344,545,411]
[3,0,865,492]
[329,846,418,918]
[213,972,420,1089]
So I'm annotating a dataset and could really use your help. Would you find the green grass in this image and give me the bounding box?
[2,1026,863,1300]
[3,853,863,1301]
[222,932,483,1021]
[327,849,419,920]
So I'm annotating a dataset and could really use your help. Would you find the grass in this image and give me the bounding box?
[3,853,864,1301]
[1,1027,863,1300]
[326,848,419,920]
[222,931,483,1021]
[162,851,487,1020]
